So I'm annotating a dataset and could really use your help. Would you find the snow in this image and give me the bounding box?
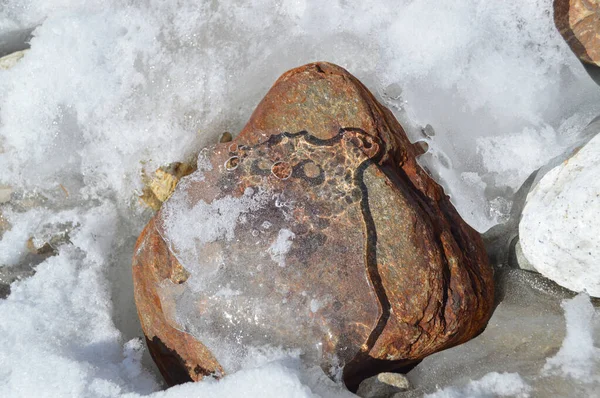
[122,359,356,398]
[544,293,600,382]
[1,0,599,397]
[0,242,159,397]
[0,0,598,231]
[519,130,600,297]
[424,372,531,398]
[267,228,296,267]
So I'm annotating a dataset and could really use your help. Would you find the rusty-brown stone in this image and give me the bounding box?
[132,62,494,390]
[554,0,600,67]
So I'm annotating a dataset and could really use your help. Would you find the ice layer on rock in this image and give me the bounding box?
[156,133,381,377]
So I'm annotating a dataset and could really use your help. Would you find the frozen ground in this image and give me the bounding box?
[0,0,599,397]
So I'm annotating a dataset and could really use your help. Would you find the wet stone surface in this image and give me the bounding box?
[132,62,495,390]
[554,0,600,68]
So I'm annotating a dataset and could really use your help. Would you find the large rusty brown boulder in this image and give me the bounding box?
[554,0,600,67]
[132,62,494,389]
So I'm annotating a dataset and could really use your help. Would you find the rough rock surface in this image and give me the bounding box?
[132,62,494,389]
[554,0,600,67]
[520,126,600,297]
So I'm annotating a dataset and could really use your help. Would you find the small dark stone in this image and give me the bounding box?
[356,373,411,398]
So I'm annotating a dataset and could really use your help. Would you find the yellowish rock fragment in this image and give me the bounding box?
[140,162,195,211]
[0,50,27,70]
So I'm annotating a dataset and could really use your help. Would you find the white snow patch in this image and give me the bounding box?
[544,293,600,382]
[214,284,242,297]
[0,208,51,266]
[477,124,565,190]
[267,228,295,267]
[122,358,355,398]
[378,0,600,231]
[0,243,159,397]
[424,372,532,398]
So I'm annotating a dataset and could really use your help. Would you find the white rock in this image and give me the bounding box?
[0,49,27,70]
[519,130,600,297]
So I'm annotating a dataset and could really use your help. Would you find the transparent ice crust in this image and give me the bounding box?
[157,131,381,376]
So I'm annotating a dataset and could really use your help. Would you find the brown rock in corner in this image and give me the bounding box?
[132,62,494,390]
[554,0,600,67]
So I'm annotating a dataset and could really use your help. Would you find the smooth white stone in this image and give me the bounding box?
[520,130,600,297]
